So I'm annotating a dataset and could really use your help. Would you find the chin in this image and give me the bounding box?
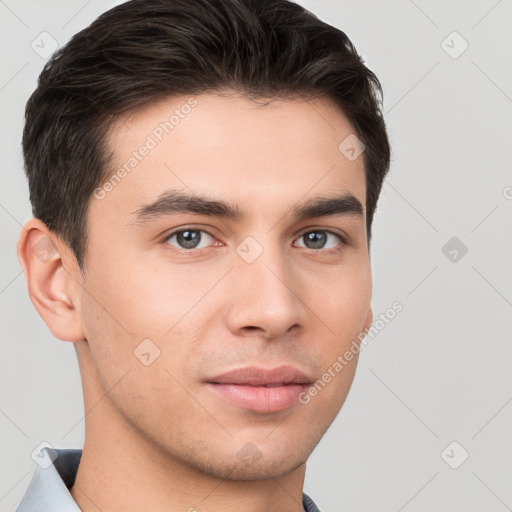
[188,441,312,481]
[206,457,307,481]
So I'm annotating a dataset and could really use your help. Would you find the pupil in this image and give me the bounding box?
[178,230,200,249]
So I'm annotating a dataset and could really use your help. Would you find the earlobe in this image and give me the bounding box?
[17,218,85,342]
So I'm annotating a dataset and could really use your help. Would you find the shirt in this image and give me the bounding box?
[15,447,322,512]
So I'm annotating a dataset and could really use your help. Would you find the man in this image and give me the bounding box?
[15,0,390,510]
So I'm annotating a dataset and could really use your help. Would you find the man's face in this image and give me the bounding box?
[77,92,372,479]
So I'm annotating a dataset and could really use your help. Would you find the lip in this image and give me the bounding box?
[204,365,313,414]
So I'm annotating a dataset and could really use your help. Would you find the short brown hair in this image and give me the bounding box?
[23,0,391,271]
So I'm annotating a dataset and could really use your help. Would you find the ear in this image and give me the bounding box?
[17,218,85,342]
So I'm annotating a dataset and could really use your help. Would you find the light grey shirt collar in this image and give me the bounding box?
[16,447,320,512]
[15,447,81,512]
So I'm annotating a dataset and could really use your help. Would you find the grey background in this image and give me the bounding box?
[1,0,511,511]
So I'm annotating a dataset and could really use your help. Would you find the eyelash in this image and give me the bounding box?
[162,226,347,255]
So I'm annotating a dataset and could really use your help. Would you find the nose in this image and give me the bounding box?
[224,241,304,340]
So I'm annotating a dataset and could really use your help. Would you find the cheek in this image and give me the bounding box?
[81,263,176,339]
[296,351,360,437]
[91,251,224,335]
[79,266,206,395]
[316,268,372,336]
[304,268,370,407]
[79,288,133,388]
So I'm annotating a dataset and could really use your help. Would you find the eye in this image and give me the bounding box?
[294,230,344,251]
[163,227,345,253]
[164,228,217,250]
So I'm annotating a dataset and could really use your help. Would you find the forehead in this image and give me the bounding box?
[94,92,366,224]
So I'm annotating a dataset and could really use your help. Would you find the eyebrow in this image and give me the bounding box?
[130,189,364,225]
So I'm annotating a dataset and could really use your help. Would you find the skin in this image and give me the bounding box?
[18,92,373,512]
